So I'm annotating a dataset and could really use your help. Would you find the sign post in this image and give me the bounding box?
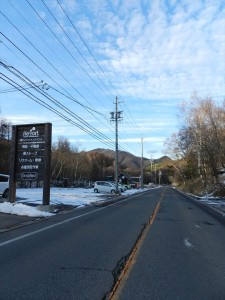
[9,123,52,204]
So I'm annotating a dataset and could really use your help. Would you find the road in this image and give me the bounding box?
[0,187,225,299]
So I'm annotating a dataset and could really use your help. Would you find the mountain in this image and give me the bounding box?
[157,156,172,164]
[87,148,171,171]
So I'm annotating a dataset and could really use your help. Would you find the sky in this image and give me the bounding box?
[0,0,224,159]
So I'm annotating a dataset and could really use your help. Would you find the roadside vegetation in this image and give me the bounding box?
[0,116,11,174]
[164,94,225,196]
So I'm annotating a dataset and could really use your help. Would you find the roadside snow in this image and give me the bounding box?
[0,202,53,217]
[0,187,144,217]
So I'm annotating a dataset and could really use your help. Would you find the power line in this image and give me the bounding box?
[0,3,144,155]
[1,31,114,131]
[1,38,45,83]
[1,33,115,139]
[1,61,116,147]
[1,10,98,106]
[0,80,44,93]
[1,60,132,154]
[25,0,114,104]
[0,71,116,149]
[56,0,119,98]
[6,0,109,111]
[41,0,115,101]
[6,0,119,138]
[54,0,144,141]
[50,86,107,119]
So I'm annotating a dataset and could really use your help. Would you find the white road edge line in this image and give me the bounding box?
[0,194,140,247]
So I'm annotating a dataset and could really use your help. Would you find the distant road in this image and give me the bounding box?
[0,187,225,299]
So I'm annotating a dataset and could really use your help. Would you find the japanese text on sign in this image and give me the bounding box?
[16,124,47,181]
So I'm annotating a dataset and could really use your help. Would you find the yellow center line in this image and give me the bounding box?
[108,187,167,300]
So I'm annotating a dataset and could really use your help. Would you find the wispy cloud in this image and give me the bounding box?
[76,0,225,100]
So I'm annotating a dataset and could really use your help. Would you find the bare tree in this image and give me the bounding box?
[0,116,11,173]
[165,95,225,190]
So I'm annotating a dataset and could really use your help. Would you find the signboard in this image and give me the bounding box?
[15,124,47,181]
[9,123,52,204]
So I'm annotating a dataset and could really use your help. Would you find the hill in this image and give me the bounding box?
[87,148,171,171]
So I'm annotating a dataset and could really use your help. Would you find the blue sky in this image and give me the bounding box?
[0,0,224,159]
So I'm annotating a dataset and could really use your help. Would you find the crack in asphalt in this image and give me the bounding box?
[112,223,147,283]
[102,222,147,300]
[103,190,165,300]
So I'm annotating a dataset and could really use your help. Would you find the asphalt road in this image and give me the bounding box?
[0,187,225,300]
[116,187,225,300]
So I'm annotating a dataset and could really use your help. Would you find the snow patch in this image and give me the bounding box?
[0,187,146,216]
[0,202,53,217]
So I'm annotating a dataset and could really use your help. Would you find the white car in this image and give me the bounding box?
[0,174,9,198]
[94,181,117,194]
[111,181,125,192]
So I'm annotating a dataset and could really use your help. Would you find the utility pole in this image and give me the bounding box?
[140,137,144,188]
[150,155,153,184]
[159,170,162,186]
[110,96,123,194]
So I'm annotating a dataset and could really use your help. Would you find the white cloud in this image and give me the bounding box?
[6,114,51,125]
[88,0,225,102]
[120,136,166,143]
[61,0,77,11]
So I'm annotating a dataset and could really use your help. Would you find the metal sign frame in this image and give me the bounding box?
[9,123,52,205]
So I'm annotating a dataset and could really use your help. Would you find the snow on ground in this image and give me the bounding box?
[0,187,144,217]
[0,202,53,217]
[198,196,225,213]
[179,190,225,213]
[1,186,225,217]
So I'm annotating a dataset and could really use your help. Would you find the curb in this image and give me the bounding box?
[0,216,46,233]
[175,188,225,225]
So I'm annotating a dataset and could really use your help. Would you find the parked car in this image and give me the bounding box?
[121,184,130,190]
[0,174,9,198]
[111,181,125,192]
[130,181,140,188]
[94,181,117,194]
